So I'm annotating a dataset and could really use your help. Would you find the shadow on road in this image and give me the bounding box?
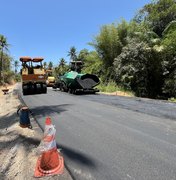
[58,144,96,169]
[30,104,72,117]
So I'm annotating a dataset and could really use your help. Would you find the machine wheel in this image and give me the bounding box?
[72,89,77,94]
[23,85,28,95]
[60,83,64,92]
[60,81,68,92]
[30,84,35,94]
[35,84,41,94]
[64,84,68,92]
[68,88,73,94]
[43,84,47,93]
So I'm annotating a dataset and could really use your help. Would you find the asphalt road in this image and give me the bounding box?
[20,87,176,180]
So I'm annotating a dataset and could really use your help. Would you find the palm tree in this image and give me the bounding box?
[0,35,9,84]
[43,62,47,69]
[57,58,68,75]
[48,61,53,70]
[67,46,77,61]
[77,49,89,62]
[59,58,66,67]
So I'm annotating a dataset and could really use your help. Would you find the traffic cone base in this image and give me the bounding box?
[34,148,64,177]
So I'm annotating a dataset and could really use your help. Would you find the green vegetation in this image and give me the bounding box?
[68,46,77,61]
[168,97,176,103]
[82,0,176,99]
[97,81,117,92]
[54,58,69,78]
[1,0,176,100]
[0,35,20,85]
[97,81,134,97]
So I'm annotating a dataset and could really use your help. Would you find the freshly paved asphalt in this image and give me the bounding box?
[20,87,176,180]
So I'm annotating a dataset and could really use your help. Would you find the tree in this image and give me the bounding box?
[90,23,124,81]
[161,21,176,97]
[48,61,53,70]
[59,58,66,67]
[91,24,122,68]
[43,62,47,69]
[162,21,176,53]
[0,35,9,84]
[68,46,77,61]
[135,0,176,37]
[77,49,89,62]
[1,53,14,84]
[114,38,163,98]
[56,58,68,76]
[132,0,176,98]
[82,51,103,76]
[116,19,129,46]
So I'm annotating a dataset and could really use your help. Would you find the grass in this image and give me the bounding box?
[168,97,176,103]
[97,81,134,97]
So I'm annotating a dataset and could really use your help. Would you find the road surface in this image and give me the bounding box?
[20,86,176,180]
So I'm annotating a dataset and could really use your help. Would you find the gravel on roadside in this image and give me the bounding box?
[0,84,73,180]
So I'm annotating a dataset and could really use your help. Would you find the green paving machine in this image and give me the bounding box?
[53,61,100,94]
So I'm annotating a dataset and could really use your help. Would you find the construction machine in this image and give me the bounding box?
[46,69,56,87]
[20,56,47,95]
[53,61,100,94]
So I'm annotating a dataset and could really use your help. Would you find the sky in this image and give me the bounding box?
[1,0,151,66]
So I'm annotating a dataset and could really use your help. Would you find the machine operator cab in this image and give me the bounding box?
[70,61,83,73]
[19,56,47,95]
[20,57,44,75]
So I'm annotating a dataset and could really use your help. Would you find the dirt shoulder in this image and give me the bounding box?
[0,84,73,180]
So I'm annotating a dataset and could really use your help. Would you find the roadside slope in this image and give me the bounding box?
[0,84,73,180]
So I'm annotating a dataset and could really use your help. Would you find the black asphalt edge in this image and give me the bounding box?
[14,86,76,180]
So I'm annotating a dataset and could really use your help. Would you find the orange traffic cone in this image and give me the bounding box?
[34,117,64,177]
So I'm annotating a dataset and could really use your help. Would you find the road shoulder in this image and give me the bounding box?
[0,84,73,180]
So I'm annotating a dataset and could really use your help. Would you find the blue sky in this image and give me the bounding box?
[1,0,151,66]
